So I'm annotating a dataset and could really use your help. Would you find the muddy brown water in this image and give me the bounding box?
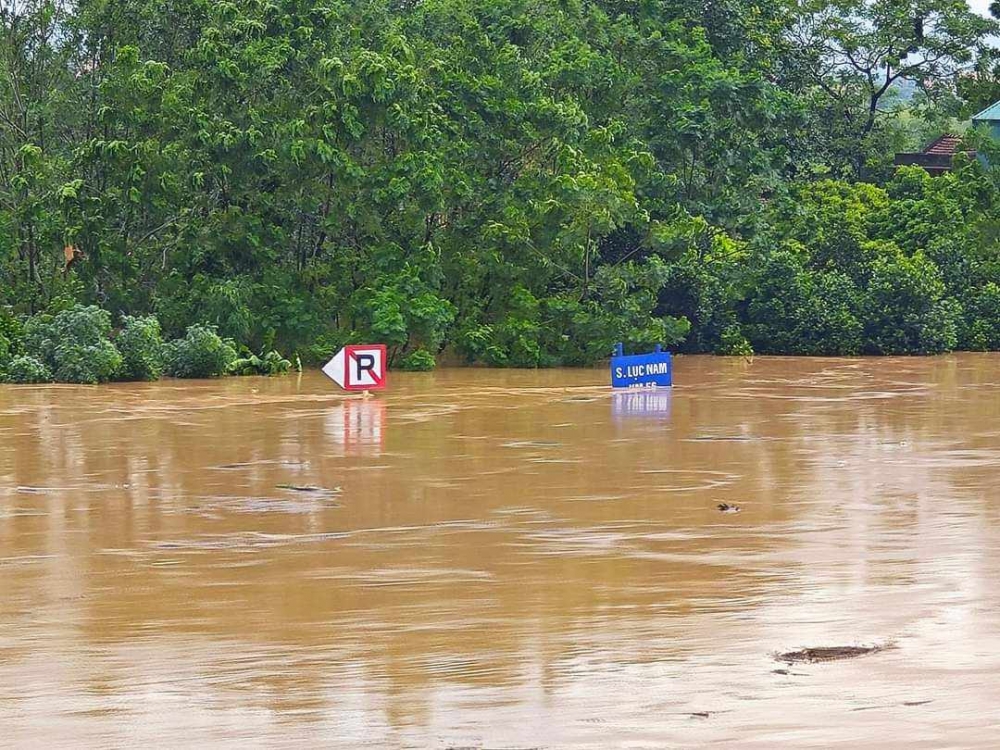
[3,356,1000,748]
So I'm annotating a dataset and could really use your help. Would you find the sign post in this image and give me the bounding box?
[610,343,672,389]
[322,344,387,392]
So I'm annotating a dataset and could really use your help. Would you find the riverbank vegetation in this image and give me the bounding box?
[3,0,1000,371]
[0,304,291,383]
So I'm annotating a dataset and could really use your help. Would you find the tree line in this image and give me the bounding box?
[3,0,1000,376]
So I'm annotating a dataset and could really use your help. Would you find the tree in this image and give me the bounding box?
[792,0,996,171]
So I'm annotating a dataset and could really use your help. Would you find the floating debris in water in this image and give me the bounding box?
[689,435,757,442]
[275,484,340,494]
[717,503,741,513]
[776,643,894,663]
[213,460,310,470]
[501,440,562,449]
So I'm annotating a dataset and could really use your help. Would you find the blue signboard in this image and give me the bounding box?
[611,343,672,388]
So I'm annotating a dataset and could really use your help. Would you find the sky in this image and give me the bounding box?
[970,0,993,17]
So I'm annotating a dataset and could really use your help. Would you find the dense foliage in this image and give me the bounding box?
[162,324,237,379]
[3,355,52,384]
[0,305,292,382]
[21,304,123,383]
[116,315,164,381]
[3,0,1000,367]
[230,349,293,376]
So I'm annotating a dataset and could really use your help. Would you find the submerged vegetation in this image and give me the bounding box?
[0,304,291,383]
[4,0,1000,370]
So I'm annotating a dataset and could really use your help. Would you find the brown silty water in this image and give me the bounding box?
[2,355,1000,748]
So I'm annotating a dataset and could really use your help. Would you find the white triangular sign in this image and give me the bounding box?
[321,348,347,388]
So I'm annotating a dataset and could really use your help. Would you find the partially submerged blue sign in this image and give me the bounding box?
[611,343,672,388]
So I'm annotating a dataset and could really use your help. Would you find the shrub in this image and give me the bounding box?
[260,350,291,375]
[718,325,753,357]
[22,305,122,384]
[743,249,808,354]
[163,324,237,378]
[658,256,741,354]
[805,272,864,355]
[863,249,958,354]
[53,340,123,384]
[455,286,546,367]
[396,348,436,371]
[0,334,9,382]
[959,283,1000,351]
[0,308,21,355]
[354,269,456,366]
[3,355,53,384]
[116,315,164,381]
[458,320,544,367]
[744,251,863,355]
[229,350,292,376]
[229,356,258,376]
[299,332,344,365]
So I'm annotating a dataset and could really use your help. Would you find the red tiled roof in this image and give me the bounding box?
[923,134,962,155]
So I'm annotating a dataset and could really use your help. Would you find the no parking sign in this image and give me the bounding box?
[322,344,387,391]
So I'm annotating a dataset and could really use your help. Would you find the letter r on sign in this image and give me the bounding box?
[355,354,376,380]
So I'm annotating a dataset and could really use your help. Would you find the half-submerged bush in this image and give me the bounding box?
[229,350,291,376]
[3,355,53,384]
[163,324,236,378]
[22,305,122,384]
[116,315,164,381]
[396,348,436,371]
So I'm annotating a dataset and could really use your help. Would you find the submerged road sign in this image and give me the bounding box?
[611,343,672,388]
[322,344,387,391]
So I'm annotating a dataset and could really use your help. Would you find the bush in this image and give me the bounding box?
[3,355,53,384]
[229,349,292,376]
[718,325,753,357]
[116,315,164,381]
[455,286,546,367]
[959,283,1000,351]
[54,339,123,384]
[163,324,237,378]
[658,256,741,354]
[458,320,545,367]
[0,334,9,382]
[354,268,456,366]
[863,249,958,354]
[396,348,436,371]
[805,272,864,355]
[744,251,863,355]
[0,308,21,355]
[260,350,291,374]
[298,332,344,365]
[22,305,123,384]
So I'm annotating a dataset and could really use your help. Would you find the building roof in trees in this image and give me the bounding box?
[972,101,1000,122]
[893,134,973,175]
[922,134,963,155]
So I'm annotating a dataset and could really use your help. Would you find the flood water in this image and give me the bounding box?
[3,356,1000,748]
